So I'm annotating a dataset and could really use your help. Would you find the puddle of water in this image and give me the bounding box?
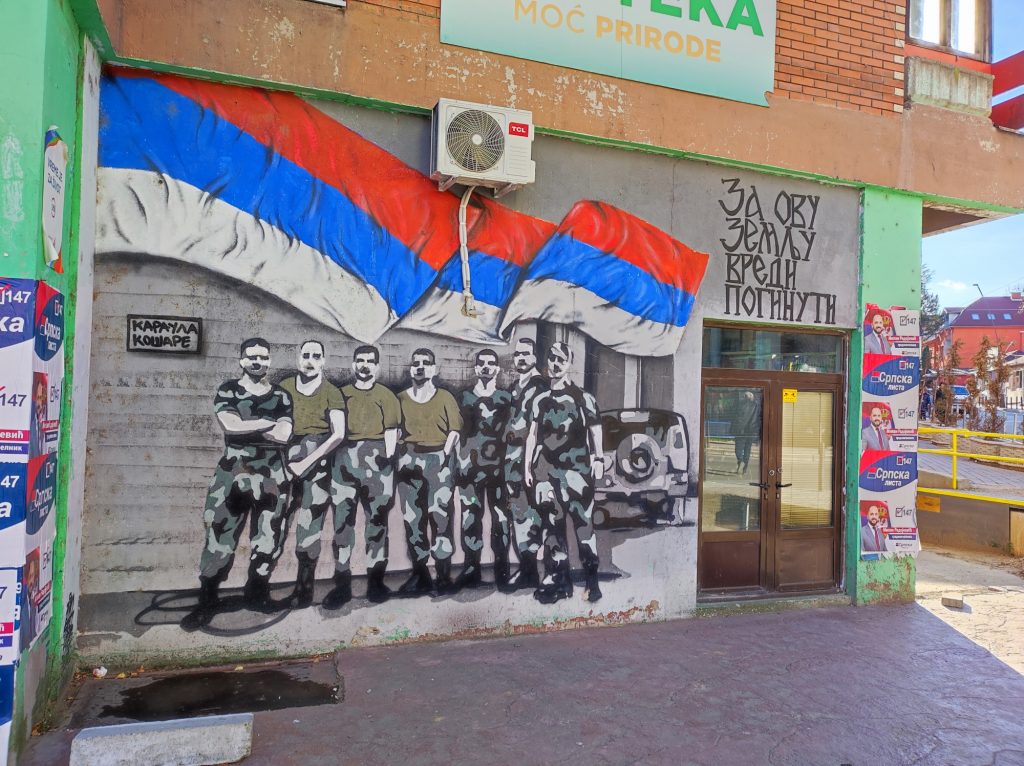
[97,669,339,722]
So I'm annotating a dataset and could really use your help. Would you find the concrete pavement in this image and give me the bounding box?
[23,601,1024,766]
[916,545,1024,675]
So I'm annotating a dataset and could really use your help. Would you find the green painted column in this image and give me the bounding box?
[0,0,84,756]
[846,188,923,605]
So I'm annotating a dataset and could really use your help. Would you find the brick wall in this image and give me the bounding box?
[776,1,906,116]
[354,0,906,117]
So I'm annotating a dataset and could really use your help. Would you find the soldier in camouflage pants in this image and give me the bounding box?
[201,445,291,581]
[455,349,513,589]
[397,447,457,566]
[396,348,463,596]
[182,338,293,632]
[525,342,604,605]
[333,345,403,605]
[503,338,548,590]
[331,440,393,581]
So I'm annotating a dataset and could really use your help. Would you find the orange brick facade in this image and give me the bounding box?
[354,0,906,117]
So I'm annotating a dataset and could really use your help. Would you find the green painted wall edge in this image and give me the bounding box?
[68,0,1023,217]
[847,188,923,605]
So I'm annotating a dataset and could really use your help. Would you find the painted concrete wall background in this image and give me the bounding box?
[78,76,860,664]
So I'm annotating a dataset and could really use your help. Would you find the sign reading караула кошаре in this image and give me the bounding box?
[440,0,776,106]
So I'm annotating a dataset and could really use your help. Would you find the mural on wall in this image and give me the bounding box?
[93,68,711,636]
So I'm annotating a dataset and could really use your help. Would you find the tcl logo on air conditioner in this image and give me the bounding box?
[509,122,530,138]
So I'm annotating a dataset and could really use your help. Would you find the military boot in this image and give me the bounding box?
[492,550,510,590]
[583,560,602,603]
[365,564,391,604]
[503,552,539,593]
[434,558,455,595]
[322,571,353,610]
[180,575,221,632]
[534,568,573,605]
[243,561,276,613]
[285,553,317,609]
[453,554,483,590]
[396,562,434,598]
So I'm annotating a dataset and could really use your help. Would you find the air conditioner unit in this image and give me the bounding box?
[431,98,536,198]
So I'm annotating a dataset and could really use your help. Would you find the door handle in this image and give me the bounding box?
[749,482,769,490]
[775,482,793,488]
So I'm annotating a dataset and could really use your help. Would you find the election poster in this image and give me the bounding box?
[42,127,68,273]
[860,304,922,560]
[0,280,36,462]
[0,570,18,666]
[0,281,63,653]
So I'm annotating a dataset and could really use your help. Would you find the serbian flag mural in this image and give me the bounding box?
[500,202,710,356]
[96,69,477,343]
[97,70,710,352]
[399,197,557,343]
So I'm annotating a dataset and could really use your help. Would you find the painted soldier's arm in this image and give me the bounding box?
[384,428,399,459]
[524,420,539,488]
[290,409,347,477]
[443,429,460,457]
[589,422,605,481]
[266,417,293,444]
[216,411,277,435]
[580,391,604,479]
[442,392,463,457]
[382,389,403,459]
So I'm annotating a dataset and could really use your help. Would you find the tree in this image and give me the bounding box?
[920,265,943,340]
[966,336,1009,434]
[934,339,962,427]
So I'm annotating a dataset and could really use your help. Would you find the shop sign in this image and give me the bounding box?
[126,315,203,354]
[440,0,777,106]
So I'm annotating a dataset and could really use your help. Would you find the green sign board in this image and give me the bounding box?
[440,0,776,106]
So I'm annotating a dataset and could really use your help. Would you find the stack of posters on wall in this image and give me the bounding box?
[0,279,64,748]
[859,304,922,560]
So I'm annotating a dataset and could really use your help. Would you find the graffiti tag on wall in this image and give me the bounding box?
[718,178,838,324]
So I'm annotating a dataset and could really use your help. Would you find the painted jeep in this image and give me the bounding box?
[593,409,690,527]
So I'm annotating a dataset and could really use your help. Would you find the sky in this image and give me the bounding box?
[922,0,1024,309]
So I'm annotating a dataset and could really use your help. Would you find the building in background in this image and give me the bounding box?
[2,0,1024,759]
[925,294,1024,369]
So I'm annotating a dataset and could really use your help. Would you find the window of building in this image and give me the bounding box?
[1004,313,1013,320]
[987,313,997,320]
[908,0,991,60]
[971,313,980,319]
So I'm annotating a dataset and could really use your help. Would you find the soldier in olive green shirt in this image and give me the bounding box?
[395,348,463,597]
[332,345,402,606]
[278,341,347,610]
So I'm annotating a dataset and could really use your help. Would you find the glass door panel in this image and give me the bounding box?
[702,386,764,533]
[779,391,834,529]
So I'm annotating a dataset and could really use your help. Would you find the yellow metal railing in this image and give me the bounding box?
[918,426,1024,505]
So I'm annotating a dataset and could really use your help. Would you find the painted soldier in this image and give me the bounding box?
[333,345,402,605]
[524,342,604,604]
[278,340,347,609]
[181,338,293,632]
[502,337,548,591]
[454,349,513,590]
[396,348,463,596]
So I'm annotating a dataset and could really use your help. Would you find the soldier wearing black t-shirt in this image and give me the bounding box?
[181,338,293,632]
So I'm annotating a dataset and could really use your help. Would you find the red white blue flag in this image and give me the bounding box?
[500,201,709,356]
[399,197,556,342]
[96,70,477,343]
